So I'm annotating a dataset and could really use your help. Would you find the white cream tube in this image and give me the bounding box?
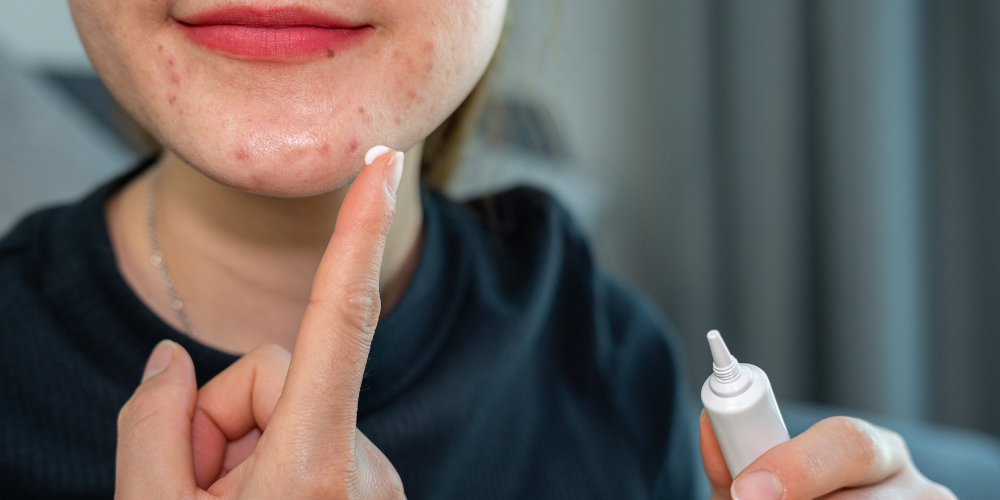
[701,330,790,478]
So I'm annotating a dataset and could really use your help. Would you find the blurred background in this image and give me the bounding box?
[2,0,1000,447]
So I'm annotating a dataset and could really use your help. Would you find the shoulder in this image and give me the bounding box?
[435,185,681,375]
[441,187,688,428]
[441,186,677,350]
[0,204,72,302]
[0,203,85,355]
[434,186,700,496]
[434,186,593,287]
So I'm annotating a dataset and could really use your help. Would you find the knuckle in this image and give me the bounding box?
[822,416,883,468]
[117,394,160,433]
[335,281,382,336]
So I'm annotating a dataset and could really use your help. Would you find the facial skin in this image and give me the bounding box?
[68,0,506,196]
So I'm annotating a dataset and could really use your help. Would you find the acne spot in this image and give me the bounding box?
[168,57,175,67]
[394,115,402,125]
[234,148,250,161]
[326,49,336,58]
[168,94,176,105]
[348,138,360,152]
[170,73,180,84]
[158,45,164,52]
[320,143,330,154]
[407,89,418,102]
[358,106,365,114]
[424,41,435,52]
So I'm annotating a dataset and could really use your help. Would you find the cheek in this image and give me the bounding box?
[78,0,504,196]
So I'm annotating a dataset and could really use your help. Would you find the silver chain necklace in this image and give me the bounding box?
[146,171,196,337]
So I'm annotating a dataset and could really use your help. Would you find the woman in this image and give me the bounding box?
[0,0,954,498]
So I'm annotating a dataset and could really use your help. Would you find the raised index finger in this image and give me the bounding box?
[270,147,405,439]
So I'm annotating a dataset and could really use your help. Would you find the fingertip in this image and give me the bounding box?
[731,470,783,500]
[136,340,197,402]
[142,339,178,382]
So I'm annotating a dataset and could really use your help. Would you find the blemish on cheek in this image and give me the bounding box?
[320,143,330,154]
[170,73,180,84]
[394,115,402,125]
[168,94,176,105]
[358,106,365,114]
[406,90,418,102]
[424,41,435,52]
[234,148,250,162]
[168,57,175,67]
[158,45,164,52]
[326,49,336,58]
[348,138,360,152]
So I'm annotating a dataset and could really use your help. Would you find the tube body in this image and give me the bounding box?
[701,363,789,478]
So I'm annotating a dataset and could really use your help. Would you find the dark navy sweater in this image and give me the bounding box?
[0,163,700,499]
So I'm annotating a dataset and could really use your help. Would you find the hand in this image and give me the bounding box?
[700,410,957,499]
[115,149,408,499]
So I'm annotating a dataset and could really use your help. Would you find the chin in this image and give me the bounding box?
[170,133,372,198]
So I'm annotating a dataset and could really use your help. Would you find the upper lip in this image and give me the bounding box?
[176,5,366,29]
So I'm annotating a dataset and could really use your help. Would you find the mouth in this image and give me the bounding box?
[176,6,372,61]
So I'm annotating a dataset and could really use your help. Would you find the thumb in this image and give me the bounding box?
[116,340,199,498]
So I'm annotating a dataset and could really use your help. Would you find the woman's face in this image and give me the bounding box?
[69,0,506,195]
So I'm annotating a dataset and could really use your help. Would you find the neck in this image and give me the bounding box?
[106,145,425,354]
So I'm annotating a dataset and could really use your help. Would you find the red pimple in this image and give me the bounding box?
[320,143,330,153]
[348,138,360,152]
[234,148,249,161]
[170,73,180,84]
[424,41,435,52]
[168,94,176,105]
[394,116,402,124]
[168,57,175,67]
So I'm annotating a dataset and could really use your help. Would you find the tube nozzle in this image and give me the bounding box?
[707,330,736,369]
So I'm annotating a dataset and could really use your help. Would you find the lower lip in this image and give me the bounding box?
[178,24,371,60]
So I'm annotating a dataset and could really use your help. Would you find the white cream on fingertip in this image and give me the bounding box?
[365,145,391,165]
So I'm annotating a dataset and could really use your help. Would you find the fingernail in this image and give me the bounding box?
[142,340,176,382]
[386,151,405,198]
[732,471,783,500]
[365,145,391,165]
